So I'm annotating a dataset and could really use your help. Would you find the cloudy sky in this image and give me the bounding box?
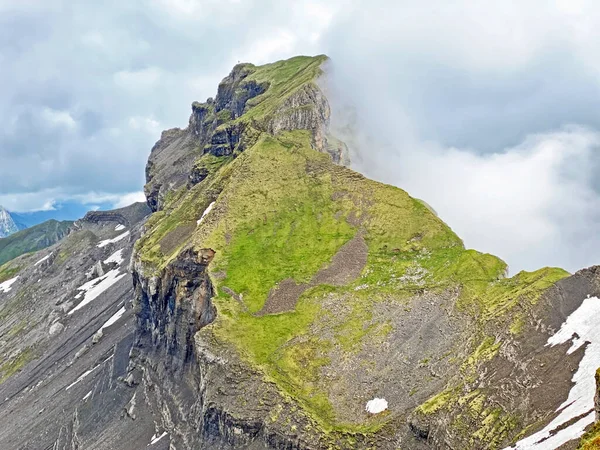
[2,0,600,272]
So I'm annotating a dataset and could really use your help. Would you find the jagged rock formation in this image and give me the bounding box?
[144,55,349,212]
[0,206,24,238]
[3,55,600,450]
[81,202,150,228]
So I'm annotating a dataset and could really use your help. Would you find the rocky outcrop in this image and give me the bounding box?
[266,83,349,164]
[144,127,204,212]
[133,247,216,365]
[145,57,348,212]
[144,64,268,212]
[214,63,269,119]
[81,202,150,228]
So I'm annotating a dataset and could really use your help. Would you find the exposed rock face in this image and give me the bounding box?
[214,63,269,119]
[129,248,214,449]
[133,247,216,367]
[144,128,202,212]
[267,83,348,164]
[81,202,150,228]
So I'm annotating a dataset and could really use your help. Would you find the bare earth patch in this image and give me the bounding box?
[256,233,368,316]
[159,223,197,256]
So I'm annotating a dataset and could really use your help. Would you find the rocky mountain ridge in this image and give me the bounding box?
[0,55,599,450]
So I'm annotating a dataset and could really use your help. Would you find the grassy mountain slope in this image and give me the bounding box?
[135,55,571,446]
[0,220,72,266]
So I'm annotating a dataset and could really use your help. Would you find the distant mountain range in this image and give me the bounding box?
[0,219,73,266]
[0,204,82,265]
[0,201,94,239]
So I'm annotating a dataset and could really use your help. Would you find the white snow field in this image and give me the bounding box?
[68,270,127,315]
[506,295,600,449]
[97,231,130,248]
[0,276,19,293]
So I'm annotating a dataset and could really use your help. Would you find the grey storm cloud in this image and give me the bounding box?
[3,0,600,272]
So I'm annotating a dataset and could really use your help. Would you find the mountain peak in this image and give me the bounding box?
[0,205,22,238]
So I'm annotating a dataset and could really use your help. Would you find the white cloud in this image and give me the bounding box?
[238,30,298,66]
[320,0,600,272]
[0,190,147,213]
[128,116,161,134]
[113,191,147,208]
[80,31,105,48]
[70,191,147,208]
[41,107,77,130]
[0,190,62,212]
[151,0,254,22]
[114,67,163,92]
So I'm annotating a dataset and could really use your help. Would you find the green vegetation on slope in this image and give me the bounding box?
[0,220,72,266]
[0,346,36,384]
[136,55,570,438]
[0,260,21,283]
[240,55,327,122]
[579,422,600,449]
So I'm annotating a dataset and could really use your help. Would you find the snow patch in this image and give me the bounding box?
[66,367,97,390]
[0,276,19,293]
[506,295,600,450]
[197,201,215,225]
[68,270,127,315]
[97,231,130,248]
[66,356,112,391]
[99,306,126,331]
[149,431,168,446]
[365,397,388,414]
[82,390,92,401]
[114,224,126,231]
[104,249,125,265]
[34,254,51,266]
